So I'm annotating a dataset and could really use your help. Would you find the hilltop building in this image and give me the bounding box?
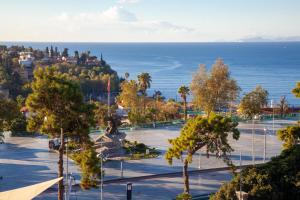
[18,52,34,81]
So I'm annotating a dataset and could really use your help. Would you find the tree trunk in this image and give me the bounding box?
[143,96,146,114]
[184,98,187,121]
[58,128,64,200]
[183,159,190,194]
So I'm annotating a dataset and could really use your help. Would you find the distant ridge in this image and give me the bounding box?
[239,36,300,42]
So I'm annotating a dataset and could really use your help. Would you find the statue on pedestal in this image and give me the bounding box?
[94,118,126,157]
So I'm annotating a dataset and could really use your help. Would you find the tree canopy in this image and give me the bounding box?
[238,85,268,119]
[166,114,239,195]
[138,72,152,95]
[178,85,190,121]
[277,125,300,149]
[276,82,300,150]
[190,59,240,115]
[211,145,300,200]
[292,82,300,98]
[26,66,95,144]
[0,95,25,133]
[118,80,140,110]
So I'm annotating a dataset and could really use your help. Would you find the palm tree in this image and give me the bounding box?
[137,73,152,95]
[178,85,190,121]
[125,72,130,80]
[153,90,164,101]
[138,73,152,113]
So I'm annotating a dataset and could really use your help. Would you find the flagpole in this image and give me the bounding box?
[107,76,111,116]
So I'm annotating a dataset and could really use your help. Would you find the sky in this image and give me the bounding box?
[1,0,300,42]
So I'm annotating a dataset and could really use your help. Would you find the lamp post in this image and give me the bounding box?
[271,100,275,134]
[198,151,201,169]
[252,115,259,165]
[239,152,243,200]
[263,127,268,163]
[119,139,124,178]
[97,141,107,200]
[65,137,69,200]
[98,152,104,200]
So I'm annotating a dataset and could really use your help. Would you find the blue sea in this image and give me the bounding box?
[3,42,300,106]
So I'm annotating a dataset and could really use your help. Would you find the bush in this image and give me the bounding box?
[123,140,160,159]
[72,148,102,189]
[210,182,238,200]
[211,145,300,200]
[176,193,192,200]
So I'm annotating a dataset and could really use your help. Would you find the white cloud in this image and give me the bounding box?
[46,6,196,42]
[52,6,192,33]
[102,6,137,22]
[117,0,140,4]
[54,6,137,23]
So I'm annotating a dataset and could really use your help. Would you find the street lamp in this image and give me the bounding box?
[98,152,104,200]
[239,151,243,200]
[252,115,259,165]
[271,100,275,134]
[198,151,201,169]
[65,137,69,200]
[97,141,107,200]
[119,139,124,178]
[263,127,268,163]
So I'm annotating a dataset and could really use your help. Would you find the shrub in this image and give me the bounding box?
[211,145,300,200]
[176,193,192,200]
[72,148,102,189]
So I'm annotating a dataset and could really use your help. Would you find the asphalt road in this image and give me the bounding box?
[0,119,295,199]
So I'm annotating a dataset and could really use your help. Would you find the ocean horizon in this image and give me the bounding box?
[2,41,300,106]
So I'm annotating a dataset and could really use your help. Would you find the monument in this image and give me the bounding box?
[94,119,126,158]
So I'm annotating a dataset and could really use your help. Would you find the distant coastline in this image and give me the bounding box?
[1,42,299,106]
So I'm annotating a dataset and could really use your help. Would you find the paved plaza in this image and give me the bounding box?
[0,120,296,199]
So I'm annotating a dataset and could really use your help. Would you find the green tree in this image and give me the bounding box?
[45,47,49,56]
[118,80,140,110]
[277,125,300,149]
[137,72,152,95]
[55,47,58,56]
[16,95,25,108]
[50,46,54,57]
[277,96,289,118]
[166,114,239,195]
[94,102,119,129]
[138,72,152,114]
[238,85,269,119]
[26,66,95,199]
[190,59,240,115]
[178,85,190,121]
[72,148,101,189]
[62,48,69,57]
[125,72,130,80]
[74,50,79,60]
[0,95,21,132]
[292,82,300,98]
[211,145,300,200]
[159,100,180,121]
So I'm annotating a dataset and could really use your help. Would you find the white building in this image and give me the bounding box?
[19,52,35,67]
[18,52,35,81]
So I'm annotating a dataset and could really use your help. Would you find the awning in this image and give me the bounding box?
[0,177,63,200]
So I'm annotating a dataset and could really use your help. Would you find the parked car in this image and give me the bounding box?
[48,138,60,150]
